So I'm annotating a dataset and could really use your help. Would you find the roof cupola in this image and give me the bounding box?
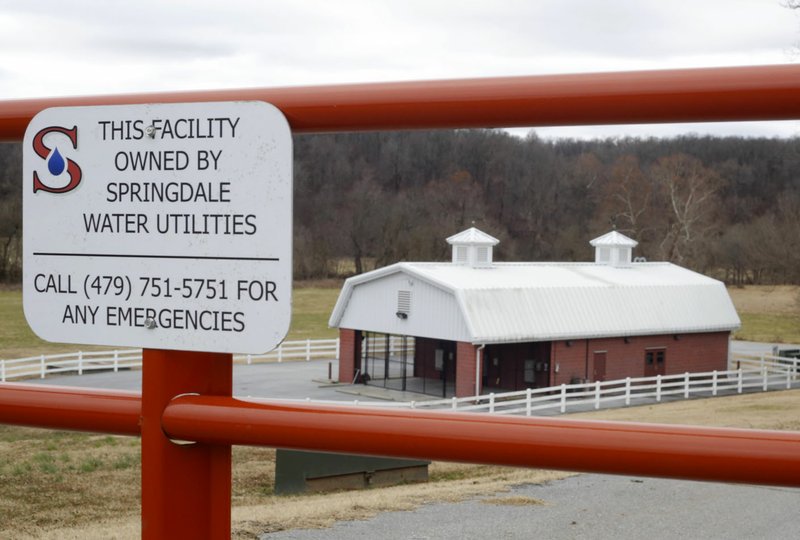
[589,230,638,267]
[446,227,499,268]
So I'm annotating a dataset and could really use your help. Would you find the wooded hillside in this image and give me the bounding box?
[3,131,799,283]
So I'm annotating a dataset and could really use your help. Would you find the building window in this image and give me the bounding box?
[477,246,489,263]
[645,349,666,366]
[455,246,468,263]
[598,247,610,263]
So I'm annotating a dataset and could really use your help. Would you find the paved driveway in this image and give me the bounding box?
[260,474,799,540]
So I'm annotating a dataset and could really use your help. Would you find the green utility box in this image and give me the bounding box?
[275,449,430,495]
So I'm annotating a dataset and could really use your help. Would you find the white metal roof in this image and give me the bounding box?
[590,230,638,247]
[446,227,499,246]
[329,261,740,344]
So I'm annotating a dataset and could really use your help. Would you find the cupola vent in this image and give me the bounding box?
[589,230,638,267]
[446,227,499,268]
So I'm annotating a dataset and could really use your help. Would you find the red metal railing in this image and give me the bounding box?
[3,64,800,140]
[3,64,800,538]
[2,382,799,488]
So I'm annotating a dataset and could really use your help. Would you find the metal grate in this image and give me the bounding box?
[397,290,411,314]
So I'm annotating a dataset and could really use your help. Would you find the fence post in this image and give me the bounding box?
[1,360,5,382]
[763,368,768,391]
[40,354,45,379]
[489,393,495,414]
[594,381,601,410]
[113,350,119,372]
[278,343,283,363]
[787,367,791,390]
[306,339,311,361]
[560,384,566,413]
[760,353,765,375]
[684,372,690,399]
[451,396,457,410]
[738,369,743,394]
[140,349,232,539]
[656,375,662,402]
[78,351,83,376]
[712,370,718,396]
[526,388,532,417]
[625,377,631,406]
[336,337,341,361]
[246,354,252,365]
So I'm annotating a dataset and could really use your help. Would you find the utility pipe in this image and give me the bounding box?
[0,383,141,436]
[3,64,800,141]
[162,395,800,488]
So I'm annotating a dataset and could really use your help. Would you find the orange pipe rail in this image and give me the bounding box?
[162,396,800,488]
[2,64,800,141]
[2,383,798,487]
[0,383,140,435]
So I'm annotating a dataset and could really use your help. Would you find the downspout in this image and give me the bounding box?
[585,339,590,382]
[476,344,485,397]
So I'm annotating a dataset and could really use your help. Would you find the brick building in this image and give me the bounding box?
[329,228,740,398]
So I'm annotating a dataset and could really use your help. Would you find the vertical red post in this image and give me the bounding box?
[141,349,233,539]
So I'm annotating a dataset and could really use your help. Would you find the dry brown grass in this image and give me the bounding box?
[230,466,566,538]
[480,496,546,506]
[567,388,800,431]
[727,285,799,315]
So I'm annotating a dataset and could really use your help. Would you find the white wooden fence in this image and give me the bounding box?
[291,352,799,415]
[424,353,798,414]
[3,344,797,418]
[0,338,343,382]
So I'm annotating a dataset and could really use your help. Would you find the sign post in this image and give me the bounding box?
[23,101,293,537]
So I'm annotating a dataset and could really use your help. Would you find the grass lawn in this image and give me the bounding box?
[0,283,343,359]
[728,285,800,344]
[734,312,800,344]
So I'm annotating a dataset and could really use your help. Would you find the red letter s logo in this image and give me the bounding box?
[32,126,83,194]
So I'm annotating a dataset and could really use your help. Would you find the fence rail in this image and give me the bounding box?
[293,353,799,415]
[4,345,798,417]
[0,338,342,382]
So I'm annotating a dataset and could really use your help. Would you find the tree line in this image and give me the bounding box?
[2,130,799,284]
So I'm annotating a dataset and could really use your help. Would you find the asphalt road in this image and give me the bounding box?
[260,474,799,540]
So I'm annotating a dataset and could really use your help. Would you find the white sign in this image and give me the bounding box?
[23,101,292,354]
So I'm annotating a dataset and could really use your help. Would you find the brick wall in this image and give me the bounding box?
[550,332,730,386]
[455,341,479,397]
[337,328,360,383]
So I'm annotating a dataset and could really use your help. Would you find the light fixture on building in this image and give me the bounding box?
[396,312,408,320]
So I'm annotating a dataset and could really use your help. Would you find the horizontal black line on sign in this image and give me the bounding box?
[32,252,280,262]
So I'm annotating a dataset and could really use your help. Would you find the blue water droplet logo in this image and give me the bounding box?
[47,147,66,176]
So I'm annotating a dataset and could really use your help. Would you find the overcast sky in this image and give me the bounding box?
[2,0,799,139]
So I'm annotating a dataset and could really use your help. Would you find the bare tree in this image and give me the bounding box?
[598,155,652,237]
[649,154,723,265]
